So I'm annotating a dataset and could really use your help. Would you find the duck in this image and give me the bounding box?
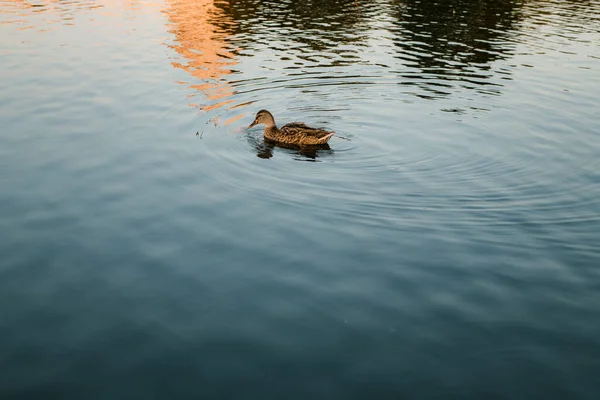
[248,110,335,146]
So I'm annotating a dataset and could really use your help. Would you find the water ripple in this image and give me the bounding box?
[2,0,600,397]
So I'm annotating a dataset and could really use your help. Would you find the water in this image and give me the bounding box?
[1,0,600,397]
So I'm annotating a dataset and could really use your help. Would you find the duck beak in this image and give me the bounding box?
[248,120,257,129]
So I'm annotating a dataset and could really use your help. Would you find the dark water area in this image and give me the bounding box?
[1,0,600,398]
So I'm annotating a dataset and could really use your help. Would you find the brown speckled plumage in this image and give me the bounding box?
[248,110,335,146]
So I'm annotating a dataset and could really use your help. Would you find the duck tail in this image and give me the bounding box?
[320,132,335,144]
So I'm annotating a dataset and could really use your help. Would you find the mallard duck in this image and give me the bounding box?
[248,110,335,146]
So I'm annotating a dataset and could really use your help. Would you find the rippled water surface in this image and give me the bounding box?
[1,0,600,397]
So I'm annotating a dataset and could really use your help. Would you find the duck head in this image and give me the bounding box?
[248,109,276,129]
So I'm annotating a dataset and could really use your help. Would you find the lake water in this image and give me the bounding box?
[1,0,599,398]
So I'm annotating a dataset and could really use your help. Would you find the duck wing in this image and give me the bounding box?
[281,122,334,139]
[283,122,310,129]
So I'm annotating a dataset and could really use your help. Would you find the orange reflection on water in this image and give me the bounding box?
[165,0,245,122]
[0,0,159,14]
[0,0,99,29]
[0,0,161,29]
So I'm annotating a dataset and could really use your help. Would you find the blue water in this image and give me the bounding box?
[1,0,599,398]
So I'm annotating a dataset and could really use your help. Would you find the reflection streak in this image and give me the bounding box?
[165,0,248,122]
